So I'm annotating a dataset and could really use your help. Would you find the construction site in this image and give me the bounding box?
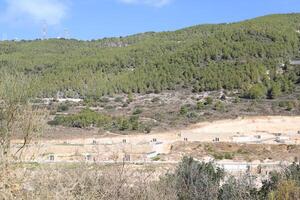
[11,116,300,175]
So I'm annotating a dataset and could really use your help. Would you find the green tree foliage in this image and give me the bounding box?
[269,82,282,99]
[259,163,300,200]
[246,83,267,99]
[0,14,299,99]
[180,105,189,115]
[196,101,205,110]
[268,180,300,200]
[50,108,145,132]
[160,158,300,200]
[218,176,256,200]
[166,156,224,200]
[0,72,42,158]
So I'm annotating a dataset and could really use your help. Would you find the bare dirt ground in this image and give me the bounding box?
[181,116,300,143]
[12,115,300,163]
[164,142,300,162]
[188,116,300,135]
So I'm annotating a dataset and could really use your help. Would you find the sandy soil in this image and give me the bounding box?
[180,116,300,143]
[188,116,300,135]
[11,116,300,162]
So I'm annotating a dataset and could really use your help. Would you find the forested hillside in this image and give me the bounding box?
[1,13,300,98]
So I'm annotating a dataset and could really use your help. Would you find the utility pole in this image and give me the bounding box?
[42,21,48,40]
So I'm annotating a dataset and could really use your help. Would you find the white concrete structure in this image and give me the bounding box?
[39,98,83,105]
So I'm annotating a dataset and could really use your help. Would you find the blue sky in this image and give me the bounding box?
[0,0,299,40]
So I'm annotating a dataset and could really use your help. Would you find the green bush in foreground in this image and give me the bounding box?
[165,158,300,200]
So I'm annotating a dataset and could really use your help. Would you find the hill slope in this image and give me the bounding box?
[1,13,300,98]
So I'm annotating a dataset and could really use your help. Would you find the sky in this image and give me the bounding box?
[0,0,299,40]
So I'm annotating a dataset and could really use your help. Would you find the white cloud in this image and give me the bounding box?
[3,0,68,25]
[119,0,172,7]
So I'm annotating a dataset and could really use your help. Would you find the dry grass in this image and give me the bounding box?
[165,142,300,162]
[0,163,176,200]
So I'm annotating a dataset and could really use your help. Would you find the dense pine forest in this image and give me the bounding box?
[1,14,300,99]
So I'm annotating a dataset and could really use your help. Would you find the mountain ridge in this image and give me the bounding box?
[0,13,300,98]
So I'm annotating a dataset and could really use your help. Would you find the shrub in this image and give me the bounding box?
[196,101,205,110]
[127,92,133,103]
[286,101,294,111]
[214,101,225,111]
[219,176,257,200]
[133,108,143,115]
[224,152,234,159]
[278,101,295,111]
[268,82,282,99]
[129,115,139,130]
[187,111,198,119]
[104,105,115,110]
[246,83,267,99]
[179,105,188,115]
[151,97,160,103]
[117,118,130,131]
[204,96,213,105]
[144,125,152,134]
[213,153,224,160]
[100,97,110,103]
[268,180,300,200]
[114,96,123,103]
[57,103,69,112]
[167,157,224,200]
[152,156,160,161]
[233,97,241,103]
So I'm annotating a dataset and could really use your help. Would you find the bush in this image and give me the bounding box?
[179,105,189,115]
[278,101,295,111]
[233,97,241,103]
[214,101,225,112]
[104,105,115,110]
[268,180,300,200]
[167,157,224,200]
[57,103,69,112]
[100,97,110,103]
[204,97,213,105]
[246,84,267,99]
[219,176,257,200]
[186,111,198,119]
[127,93,133,103]
[196,101,205,110]
[286,101,294,111]
[114,96,123,103]
[117,118,130,131]
[151,97,160,103]
[144,125,152,134]
[213,153,224,160]
[224,152,234,159]
[268,82,282,99]
[49,108,144,131]
[129,115,139,130]
[133,108,143,115]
